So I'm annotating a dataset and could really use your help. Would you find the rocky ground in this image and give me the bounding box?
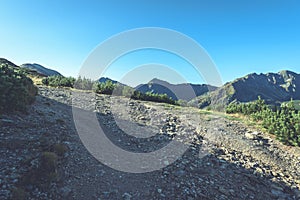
[1,86,300,199]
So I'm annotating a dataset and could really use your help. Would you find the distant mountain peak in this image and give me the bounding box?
[20,63,61,77]
[135,78,217,101]
[278,70,297,78]
[99,77,118,84]
[0,58,19,68]
[189,69,300,110]
[148,78,171,86]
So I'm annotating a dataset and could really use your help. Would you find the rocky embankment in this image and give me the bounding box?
[1,86,300,199]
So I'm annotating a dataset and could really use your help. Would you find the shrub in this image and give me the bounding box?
[176,99,188,107]
[92,80,116,95]
[92,80,177,105]
[74,76,94,90]
[42,76,75,88]
[0,64,38,113]
[52,143,68,156]
[226,97,300,146]
[40,152,58,173]
[122,85,135,97]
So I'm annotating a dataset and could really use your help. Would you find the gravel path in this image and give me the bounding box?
[1,86,300,199]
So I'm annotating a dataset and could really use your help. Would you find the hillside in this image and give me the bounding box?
[99,77,120,84]
[190,70,300,110]
[21,63,62,77]
[135,78,217,101]
[0,58,19,68]
[0,58,49,78]
[1,86,300,199]
[1,58,300,199]
[0,59,38,113]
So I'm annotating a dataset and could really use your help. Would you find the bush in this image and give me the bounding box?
[92,80,116,95]
[132,91,176,105]
[92,80,177,105]
[42,75,75,88]
[52,143,68,156]
[20,152,59,188]
[74,76,94,90]
[226,96,268,116]
[226,97,300,146]
[40,152,58,173]
[0,64,38,113]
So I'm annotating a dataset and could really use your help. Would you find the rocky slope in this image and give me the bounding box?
[1,86,300,199]
[189,70,300,109]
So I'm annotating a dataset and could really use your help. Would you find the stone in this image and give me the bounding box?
[218,186,231,196]
[163,160,169,165]
[245,132,257,140]
[60,186,72,197]
[122,192,132,200]
[174,169,186,177]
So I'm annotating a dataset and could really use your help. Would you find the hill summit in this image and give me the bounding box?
[189,70,300,109]
[135,78,217,101]
[21,63,61,77]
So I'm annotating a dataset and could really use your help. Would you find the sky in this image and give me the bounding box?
[0,0,299,86]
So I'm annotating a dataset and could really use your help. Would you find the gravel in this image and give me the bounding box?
[0,86,300,199]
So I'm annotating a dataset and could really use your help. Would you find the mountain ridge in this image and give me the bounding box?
[189,70,300,110]
[135,78,217,101]
[2,58,300,108]
[21,63,62,77]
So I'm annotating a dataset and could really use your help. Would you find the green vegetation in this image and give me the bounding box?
[39,152,58,176]
[20,151,59,189]
[226,97,300,146]
[52,143,68,156]
[92,80,116,95]
[42,76,177,105]
[74,76,94,90]
[93,81,177,104]
[42,75,75,88]
[0,64,38,113]
[283,100,300,111]
[132,91,176,104]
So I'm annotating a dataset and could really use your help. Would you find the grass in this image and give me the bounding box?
[223,112,267,133]
[162,103,181,110]
[199,110,212,115]
[224,114,243,122]
[28,75,44,85]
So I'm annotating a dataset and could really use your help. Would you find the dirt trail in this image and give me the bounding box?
[1,86,300,199]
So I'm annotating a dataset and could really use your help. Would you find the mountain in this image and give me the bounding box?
[21,63,62,77]
[0,58,19,68]
[99,77,119,84]
[189,70,300,110]
[135,78,217,101]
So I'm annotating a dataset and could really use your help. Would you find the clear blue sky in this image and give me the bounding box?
[0,0,299,86]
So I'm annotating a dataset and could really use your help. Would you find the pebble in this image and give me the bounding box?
[122,192,132,200]
[245,132,257,140]
[0,86,299,200]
